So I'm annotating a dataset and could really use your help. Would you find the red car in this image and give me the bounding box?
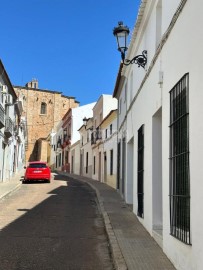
[24,161,51,183]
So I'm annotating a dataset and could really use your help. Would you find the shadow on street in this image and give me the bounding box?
[0,175,113,270]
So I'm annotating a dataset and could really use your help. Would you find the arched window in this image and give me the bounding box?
[40,102,47,114]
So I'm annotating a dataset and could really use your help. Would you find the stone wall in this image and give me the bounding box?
[14,82,79,162]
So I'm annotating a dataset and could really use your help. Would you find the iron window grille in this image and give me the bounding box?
[137,125,144,218]
[110,124,113,135]
[169,73,191,245]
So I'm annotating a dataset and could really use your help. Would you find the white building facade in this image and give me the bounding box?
[70,140,80,175]
[91,95,117,181]
[53,103,95,174]
[100,110,118,189]
[113,0,203,269]
[0,60,26,182]
[78,117,94,178]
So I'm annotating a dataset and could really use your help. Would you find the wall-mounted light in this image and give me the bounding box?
[57,137,62,149]
[113,21,147,69]
[63,129,67,136]
[63,129,67,142]
[83,117,88,128]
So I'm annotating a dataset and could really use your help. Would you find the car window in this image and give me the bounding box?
[29,163,47,168]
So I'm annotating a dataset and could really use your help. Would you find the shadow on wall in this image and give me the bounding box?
[28,140,38,162]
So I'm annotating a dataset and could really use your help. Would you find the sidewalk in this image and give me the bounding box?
[62,172,175,270]
[0,171,23,200]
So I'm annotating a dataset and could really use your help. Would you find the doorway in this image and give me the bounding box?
[121,137,126,197]
[127,138,134,204]
[104,152,107,183]
[152,108,163,245]
[99,152,101,181]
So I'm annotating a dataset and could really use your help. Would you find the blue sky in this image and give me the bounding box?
[1,0,140,105]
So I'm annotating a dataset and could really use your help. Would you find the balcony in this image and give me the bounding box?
[14,101,23,115]
[56,138,62,151]
[0,104,5,128]
[95,127,102,141]
[91,132,96,145]
[4,117,13,137]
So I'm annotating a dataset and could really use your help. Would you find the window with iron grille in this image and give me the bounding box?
[110,124,113,135]
[137,125,144,218]
[169,73,191,245]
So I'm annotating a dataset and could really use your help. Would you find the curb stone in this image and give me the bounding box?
[0,182,22,201]
[87,182,128,270]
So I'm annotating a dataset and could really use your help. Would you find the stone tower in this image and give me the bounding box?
[14,79,79,162]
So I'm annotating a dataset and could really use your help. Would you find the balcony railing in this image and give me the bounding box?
[4,117,13,137]
[91,129,102,145]
[0,104,5,128]
[96,127,102,141]
[91,132,96,145]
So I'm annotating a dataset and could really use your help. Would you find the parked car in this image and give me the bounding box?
[24,161,51,183]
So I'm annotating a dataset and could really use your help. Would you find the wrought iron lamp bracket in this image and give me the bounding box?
[123,50,147,69]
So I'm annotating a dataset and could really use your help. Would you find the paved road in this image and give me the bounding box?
[0,174,114,270]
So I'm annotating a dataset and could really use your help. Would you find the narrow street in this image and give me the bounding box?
[0,174,114,270]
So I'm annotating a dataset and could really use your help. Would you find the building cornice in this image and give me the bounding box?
[14,85,79,103]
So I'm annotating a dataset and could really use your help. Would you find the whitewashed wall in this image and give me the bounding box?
[92,95,118,181]
[161,1,203,269]
[119,0,203,269]
[71,102,96,144]
[70,141,80,175]
[103,117,118,188]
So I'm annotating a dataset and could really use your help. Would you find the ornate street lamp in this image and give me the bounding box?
[113,21,147,69]
[63,129,67,141]
[83,117,88,128]
[113,21,129,62]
